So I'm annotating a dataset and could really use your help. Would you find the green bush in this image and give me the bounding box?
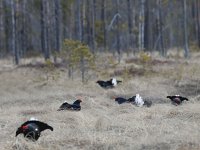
[61,39,95,82]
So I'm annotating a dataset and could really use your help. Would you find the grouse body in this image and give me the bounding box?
[96,78,122,89]
[57,99,82,111]
[167,95,189,105]
[114,94,152,107]
[16,119,53,141]
[115,97,130,104]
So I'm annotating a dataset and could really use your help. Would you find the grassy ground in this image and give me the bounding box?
[0,52,200,150]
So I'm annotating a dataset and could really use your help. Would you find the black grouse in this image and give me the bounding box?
[114,95,152,107]
[57,99,82,111]
[96,78,122,89]
[167,95,189,105]
[16,119,53,141]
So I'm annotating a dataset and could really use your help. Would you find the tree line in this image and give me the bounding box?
[0,0,199,64]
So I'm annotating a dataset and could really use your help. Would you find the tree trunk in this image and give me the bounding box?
[11,0,19,65]
[45,0,50,60]
[21,0,27,57]
[154,0,165,56]
[132,0,137,52]
[91,0,96,52]
[54,0,61,63]
[41,0,45,56]
[116,0,121,62]
[169,0,175,49]
[138,0,145,51]
[196,0,200,48]
[85,0,91,46]
[41,0,50,60]
[183,0,190,58]
[3,0,9,55]
[101,0,107,49]
[77,0,82,41]
[80,0,84,42]
[80,56,85,83]
[144,0,149,51]
[0,0,4,57]
[54,0,61,53]
[127,0,133,49]
[157,0,165,56]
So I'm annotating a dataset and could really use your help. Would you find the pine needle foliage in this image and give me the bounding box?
[61,39,95,82]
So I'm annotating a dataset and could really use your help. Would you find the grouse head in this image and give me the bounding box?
[73,99,82,104]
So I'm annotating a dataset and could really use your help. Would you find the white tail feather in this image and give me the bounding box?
[112,78,117,86]
[135,94,144,107]
[29,117,38,121]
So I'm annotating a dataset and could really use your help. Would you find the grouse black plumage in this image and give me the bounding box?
[114,96,136,104]
[96,78,122,89]
[127,96,136,103]
[57,99,82,111]
[115,97,129,104]
[167,95,189,105]
[16,120,53,141]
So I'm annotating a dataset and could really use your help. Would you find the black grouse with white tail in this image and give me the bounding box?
[114,94,152,107]
[96,78,122,89]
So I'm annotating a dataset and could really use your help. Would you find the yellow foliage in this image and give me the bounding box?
[121,66,132,80]
[44,59,60,81]
[139,51,152,64]
[45,59,54,69]
[190,42,200,52]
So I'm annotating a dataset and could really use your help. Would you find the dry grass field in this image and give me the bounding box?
[0,52,200,150]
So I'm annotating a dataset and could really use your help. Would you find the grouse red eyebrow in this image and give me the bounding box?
[22,125,28,129]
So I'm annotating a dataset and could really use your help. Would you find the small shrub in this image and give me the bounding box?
[45,59,55,70]
[43,59,60,81]
[138,52,153,75]
[60,39,95,82]
[189,42,200,52]
[139,51,152,64]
